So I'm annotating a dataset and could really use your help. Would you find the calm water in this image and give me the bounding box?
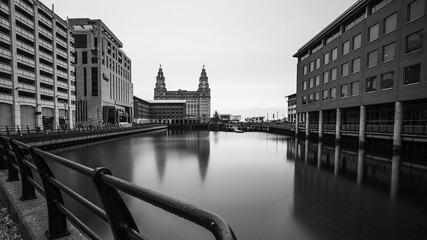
[51,130,427,240]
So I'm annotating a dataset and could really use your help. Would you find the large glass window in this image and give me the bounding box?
[351,81,360,95]
[352,57,361,73]
[331,68,337,81]
[341,84,349,98]
[367,50,378,68]
[406,30,423,53]
[322,89,329,100]
[383,42,395,62]
[342,41,350,55]
[368,23,379,42]
[404,63,421,85]
[330,88,336,100]
[331,48,338,61]
[323,71,329,83]
[315,75,320,86]
[324,52,330,65]
[408,0,425,22]
[384,13,397,34]
[353,34,362,50]
[82,51,88,64]
[381,71,394,89]
[366,76,377,92]
[342,62,349,77]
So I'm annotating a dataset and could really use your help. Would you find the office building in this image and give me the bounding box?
[286,93,297,123]
[68,18,133,126]
[133,96,150,123]
[0,0,76,130]
[154,65,211,123]
[293,0,427,144]
[146,100,186,124]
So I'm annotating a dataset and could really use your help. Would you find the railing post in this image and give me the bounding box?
[29,147,70,239]
[26,125,30,134]
[6,126,10,135]
[0,140,8,170]
[17,126,21,135]
[9,139,37,200]
[92,167,139,240]
[0,137,19,181]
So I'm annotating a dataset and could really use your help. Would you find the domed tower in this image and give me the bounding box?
[197,65,211,123]
[198,65,210,92]
[154,65,167,99]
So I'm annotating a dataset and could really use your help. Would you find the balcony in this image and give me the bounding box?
[0,63,12,73]
[38,14,52,28]
[40,75,53,84]
[39,51,53,62]
[0,32,11,44]
[15,11,34,28]
[19,96,36,104]
[57,59,68,69]
[17,54,35,66]
[40,87,54,95]
[57,69,68,79]
[17,82,36,92]
[56,38,67,48]
[16,26,34,41]
[17,68,35,79]
[39,26,52,38]
[40,99,54,107]
[39,39,53,50]
[15,0,34,15]
[56,27,67,38]
[0,92,13,101]
[0,2,9,14]
[16,40,35,54]
[39,63,53,73]
[0,16,10,30]
[0,47,11,59]
[0,77,12,87]
[57,92,68,98]
[57,80,68,88]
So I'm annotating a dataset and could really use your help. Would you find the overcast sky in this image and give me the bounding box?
[41,0,356,119]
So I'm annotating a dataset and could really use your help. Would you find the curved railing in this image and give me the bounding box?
[0,135,236,240]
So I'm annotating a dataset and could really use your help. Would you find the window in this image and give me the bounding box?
[331,68,337,81]
[303,65,308,75]
[352,57,361,73]
[404,63,421,85]
[324,52,330,65]
[315,75,320,86]
[366,76,377,92]
[315,58,321,69]
[342,41,350,55]
[323,71,329,83]
[351,81,360,95]
[322,89,329,100]
[368,23,379,42]
[406,30,423,53]
[303,81,307,90]
[371,0,393,14]
[367,50,378,68]
[383,42,395,62]
[92,67,98,96]
[331,48,338,61]
[408,0,425,22]
[309,61,315,72]
[315,92,320,102]
[353,34,362,50]
[309,78,314,88]
[381,71,394,89]
[309,94,314,103]
[341,84,349,98]
[74,34,87,48]
[342,62,349,77]
[384,13,397,34]
[330,88,337,100]
[82,51,88,64]
[83,68,87,96]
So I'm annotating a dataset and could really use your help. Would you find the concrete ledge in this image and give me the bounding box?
[0,171,88,240]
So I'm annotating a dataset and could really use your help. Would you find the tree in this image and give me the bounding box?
[212,110,220,123]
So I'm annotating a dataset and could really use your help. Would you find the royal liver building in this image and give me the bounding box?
[154,66,211,123]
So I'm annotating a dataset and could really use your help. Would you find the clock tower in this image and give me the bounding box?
[154,65,167,99]
[198,65,210,92]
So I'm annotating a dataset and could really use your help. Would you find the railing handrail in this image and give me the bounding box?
[0,135,237,240]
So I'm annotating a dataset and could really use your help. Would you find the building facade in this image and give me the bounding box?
[68,18,133,126]
[0,0,76,130]
[286,93,297,123]
[154,66,211,123]
[146,100,186,124]
[133,96,150,123]
[219,114,242,123]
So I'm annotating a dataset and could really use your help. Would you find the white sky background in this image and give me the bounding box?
[40,0,356,119]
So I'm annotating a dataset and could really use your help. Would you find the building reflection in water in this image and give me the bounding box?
[287,137,427,239]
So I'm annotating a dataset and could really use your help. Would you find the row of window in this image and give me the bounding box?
[302,63,423,105]
[300,0,425,62]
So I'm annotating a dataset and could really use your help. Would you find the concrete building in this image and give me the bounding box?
[286,93,297,123]
[219,114,241,123]
[68,18,133,126]
[0,0,76,130]
[133,96,150,124]
[146,100,186,124]
[154,65,211,123]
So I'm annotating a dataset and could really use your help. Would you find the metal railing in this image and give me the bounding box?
[0,135,237,240]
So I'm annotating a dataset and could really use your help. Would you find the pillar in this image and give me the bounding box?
[334,142,340,176]
[319,110,323,141]
[335,108,341,144]
[304,138,309,164]
[295,113,299,135]
[305,112,310,137]
[357,106,366,185]
[391,102,402,198]
[317,141,322,169]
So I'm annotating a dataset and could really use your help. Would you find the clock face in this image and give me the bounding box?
[202,81,206,84]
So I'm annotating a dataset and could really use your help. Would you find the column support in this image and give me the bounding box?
[318,110,323,142]
[357,105,366,185]
[305,112,310,137]
[391,101,403,198]
[295,113,299,135]
[335,108,341,145]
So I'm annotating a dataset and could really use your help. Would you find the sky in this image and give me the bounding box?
[40,0,356,120]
